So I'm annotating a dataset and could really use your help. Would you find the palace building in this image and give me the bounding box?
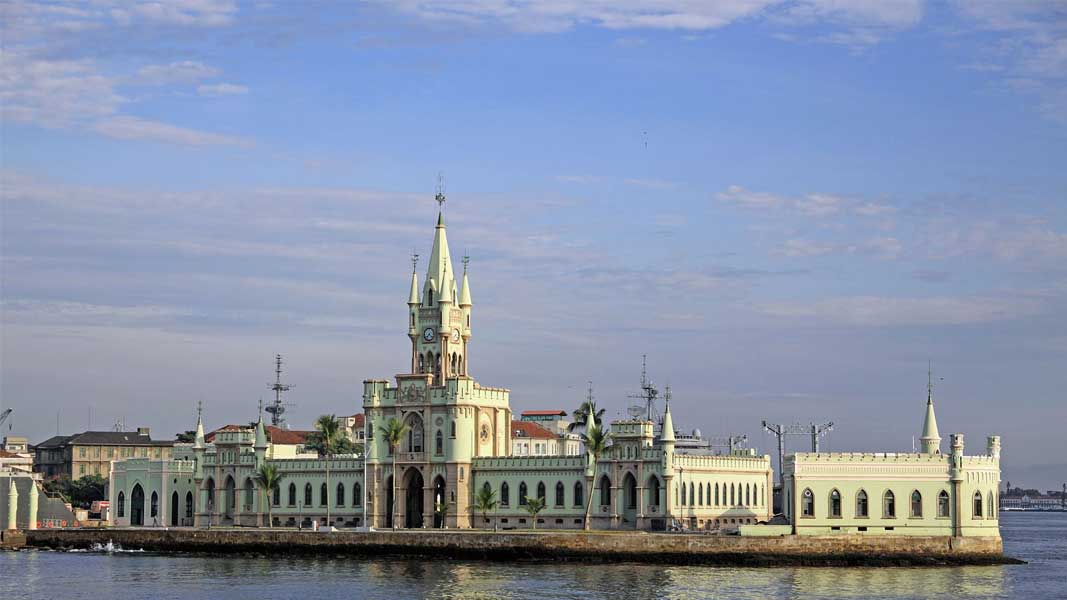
[107,195,999,540]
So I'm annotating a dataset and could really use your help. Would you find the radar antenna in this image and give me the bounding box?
[627,355,659,424]
[266,354,294,428]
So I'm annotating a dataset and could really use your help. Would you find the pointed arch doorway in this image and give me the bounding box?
[130,484,145,526]
[404,468,425,529]
[433,476,446,528]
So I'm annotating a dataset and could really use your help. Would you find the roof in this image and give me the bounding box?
[346,414,365,426]
[521,410,568,417]
[511,420,557,440]
[204,425,313,445]
[35,432,171,447]
[0,449,30,459]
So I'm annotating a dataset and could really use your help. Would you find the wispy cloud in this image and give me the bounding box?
[197,82,248,96]
[759,294,1044,326]
[90,116,252,147]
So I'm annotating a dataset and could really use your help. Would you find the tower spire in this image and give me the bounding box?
[920,361,942,455]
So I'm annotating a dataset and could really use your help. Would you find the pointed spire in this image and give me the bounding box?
[459,255,472,307]
[659,392,675,443]
[425,201,456,305]
[439,262,453,303]
[920,362,942,455]
[193,400,205,449]
[408,252,420,305]
[255,399,268,449]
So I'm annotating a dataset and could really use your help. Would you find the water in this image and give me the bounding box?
[2,512,1064,599]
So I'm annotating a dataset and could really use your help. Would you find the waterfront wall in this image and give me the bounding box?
[24,528,1010,566]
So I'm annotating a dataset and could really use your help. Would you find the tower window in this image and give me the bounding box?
[801,488,815,517]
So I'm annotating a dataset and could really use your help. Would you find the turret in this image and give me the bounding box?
[254,412,268,462]
[920,378,942,455]
[660,397,675,472]
[193,403,206,480]
[27,480,38,530]
[950,433,965,480]
[459,268,471,308]
[6,478,17,531]
[987,435,1001,459]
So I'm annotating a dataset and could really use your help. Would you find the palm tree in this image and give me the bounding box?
[314,414,341,525]
[253,463,284,528]
[524,497,546,530]
[378,417,408,530]
[474,485,498,530]
[568,400,605,433]
[582,423,611,531]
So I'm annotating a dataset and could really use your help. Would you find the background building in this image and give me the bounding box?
[34,429,173,479]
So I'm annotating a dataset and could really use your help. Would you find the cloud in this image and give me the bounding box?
[197,82,248,96]
[554,174,605,184]
[716,185,787,209]
[795,193,843,216]
[0,51,123,128]
[853,201,896,216]
[777,238,835,257]
[107,0,239,27]
[623,178,678,190]
[136,61,221,85]
[759,294,1044,326]
[90,116,252,147]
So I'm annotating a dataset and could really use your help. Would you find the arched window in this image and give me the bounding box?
[829,489,841,518]
[938,490,950,517]
[337,482,345,506]
[418,354,424,373]
[698,482,704,506]
[185,491,193,519]
[689,482,695,506]
[435,430,443,455]
[304,483,312,506]
[714,483,720,506]
[574,481,583,507]
[648,477,661,507]
[884,490,896,518]
[427,289,433,305]
[910,490,923,518]
[973,491,983,518]
[555,482,565,507]
[272,484,281,506]
[118,491,125,517]
[353,483,361,506]
[150,491,159,518]
[501,482,510,506]
[746,484,751,506]
[856,490,869,518]
[519,482,528,506]
[801,488,814,517]
[988,490,994,518]
[288,483,296,506]
[320,483,328,506]
[730,483,736,506]
[244,479,254,507]
[407,415,424,453]
[450,421,456,438]
[624,474,637,510]
[537,481,546,501]
[680,482,686,505]
[599,476,611,507]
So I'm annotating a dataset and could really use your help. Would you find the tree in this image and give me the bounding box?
[303,433,358,456]
[378,417,409,530]
[175,430,196,443]
[568,400,605,433]
[474,485,498,530]
[45,475,107,508]
[253,463,284,528]
[314,414,342,525]
[581,423,611,531]
[524,497,546,530]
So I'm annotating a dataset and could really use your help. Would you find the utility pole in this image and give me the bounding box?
[762,421,836,484]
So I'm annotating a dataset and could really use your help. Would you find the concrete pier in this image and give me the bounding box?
[24,529,1017,566]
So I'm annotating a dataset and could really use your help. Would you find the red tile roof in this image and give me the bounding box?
[347,414,365,426]
[511,420,557,440]
[204,425,312,445]
[0,449,28,459]
[521,410,568,417]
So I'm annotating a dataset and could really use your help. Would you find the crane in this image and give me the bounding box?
[0,408,12,429]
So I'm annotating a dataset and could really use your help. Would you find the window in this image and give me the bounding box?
[973,491,983,518]
[450,422,456,438]
[730,483,735,506]
[408,416,424,453]
[353,483,361,506]
[304,483,313,506]
[555,482,565,507]
[599,476,611,507]
[856,490,869,518]
[150,492,159,518]
[435,430,443,455]
[537,481,546,502]
[884,490,896,518]
[337,482,346,506]
[273,484,281,506]
[519,482,528,505]
[698,483,704,506]
[94,447,101,458]
[79,447,86,458]
[910,491,923,518]
[680,482,686,505]
[79,464,86,475]
[715,483,720,506]
[745,484,751,506]
[690,482,695,506]
[185,492,193,520]
[801,488,814,517]
[829,489,841,518]
[501,482,510,506]
[988,491,994,519]
[288,483,297,506]
[117,491,125,517]
[321,483,328,506]
[574,481,583,507]
[937,490,950,518]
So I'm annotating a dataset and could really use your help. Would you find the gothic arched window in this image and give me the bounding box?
[856,490,869,518]
[151,491,159,518]
[272,484,281,506]
[304,483,312,506]
[938,490,950,518]
[353,483,361,506]
[321,482,328,506]
[599,476,611,507]
[801,488,814,517]
[537,481,546,501]
[884,490,896,518]
[714,483,720,506]
[118,491,125,518]
[910,490,923,518]
[501,482,510,506]
[519,482,528,506]
[288,483,296,506]
[698,483,703,506]
[973,491,983,518]
[829,489,842,518]
[435,430,444,455]
[555,482,565,506]
[337,482,345,506]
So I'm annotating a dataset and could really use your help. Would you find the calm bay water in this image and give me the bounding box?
[2,512,1064,599]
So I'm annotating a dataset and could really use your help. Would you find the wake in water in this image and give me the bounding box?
[67,540,144,553]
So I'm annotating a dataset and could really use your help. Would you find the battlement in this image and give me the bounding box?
[676,453,771,470]
[473,456,586,471]
[790,452,950,463]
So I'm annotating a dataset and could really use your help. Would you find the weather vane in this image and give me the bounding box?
[435,172,446,209]
[462,254,470,273]
[411,251,420,274]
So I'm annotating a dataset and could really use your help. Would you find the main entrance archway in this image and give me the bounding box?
[404,468,425,529]
[130,484,145,526]
[433,476,446,528]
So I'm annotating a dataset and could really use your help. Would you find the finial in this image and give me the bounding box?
[435,172,446,210]
[411,251,419,274]
[927,360,933,404]
[587,381,594,404]
[665,383,672,407]
[462,254,470,274]
[197,399,203,420]
[258,397,263,419]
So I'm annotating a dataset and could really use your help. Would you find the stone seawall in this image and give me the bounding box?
[24,529,1015,566]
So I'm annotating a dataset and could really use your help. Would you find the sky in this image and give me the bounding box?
[2,0,1066,490]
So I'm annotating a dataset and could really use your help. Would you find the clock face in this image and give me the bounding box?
[480,423,490,441]
[423,327,435,342]
[452,328,460,340]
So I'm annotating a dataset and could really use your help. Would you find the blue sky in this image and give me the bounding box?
[2,1,1066,489]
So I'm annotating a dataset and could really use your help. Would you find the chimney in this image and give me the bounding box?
[137,427,150,436]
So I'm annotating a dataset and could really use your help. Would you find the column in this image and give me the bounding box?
[28,481,38,530]
[6,479,17,530]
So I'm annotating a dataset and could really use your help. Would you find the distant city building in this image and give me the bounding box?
[520,410,569,435]
[1,437,33,473]
[34,429,173,480]
[3,436,29,454]
[341,414,366,444]
[510,420,580,456]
